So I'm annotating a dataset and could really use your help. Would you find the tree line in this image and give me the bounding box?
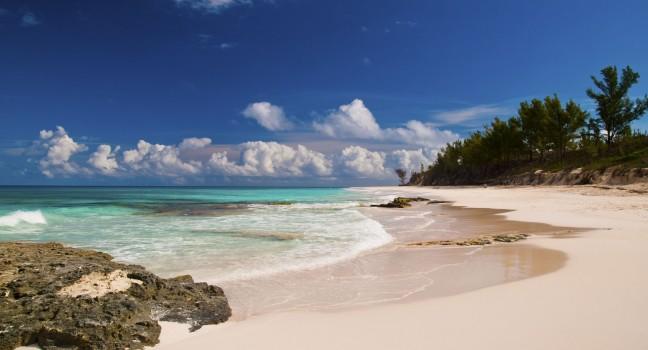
[405,65,648,185]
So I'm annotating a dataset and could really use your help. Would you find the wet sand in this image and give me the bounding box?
[154,185,648,350]
[168,192,574,321]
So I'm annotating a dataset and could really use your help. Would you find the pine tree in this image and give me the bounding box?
[518,99,548,161]
[543,95,587,162]
[395,168,407,185]
[586,66,648,146]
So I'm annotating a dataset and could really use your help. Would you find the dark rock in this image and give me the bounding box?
[0,242,231,350]
[407,233,531,247]
[370,197,429,208]
[492,233,530,243]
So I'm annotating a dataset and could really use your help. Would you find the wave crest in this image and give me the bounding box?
[0,210,48,227]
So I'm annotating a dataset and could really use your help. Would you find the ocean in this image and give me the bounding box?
[0,187,392,283]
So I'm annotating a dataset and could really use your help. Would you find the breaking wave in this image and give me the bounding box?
[0,210,47,227]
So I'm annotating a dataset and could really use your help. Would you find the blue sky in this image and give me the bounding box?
[2,0,648,185]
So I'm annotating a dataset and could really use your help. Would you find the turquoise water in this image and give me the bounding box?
[0,187,391,282]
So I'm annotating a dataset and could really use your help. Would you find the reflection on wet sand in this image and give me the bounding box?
[221,201,577,320]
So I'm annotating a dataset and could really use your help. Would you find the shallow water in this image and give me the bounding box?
[0,187,393,282]
[0,186,572,319]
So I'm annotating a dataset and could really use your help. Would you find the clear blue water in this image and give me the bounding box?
[0,187,391,283]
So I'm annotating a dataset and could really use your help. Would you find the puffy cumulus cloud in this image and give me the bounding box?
[178,137,219,160]
[336,146,437,179]
[37,126,89,178]
[337,146,387,178]
[313,99,382,139]
[386,148,436,173]
[26,125,440,182]
[39,130,53,139]
[209,141,332,177]
[122,140,203,177]
[314,99,459,148]
[242,102,293,131]
[35,133,215,179]
[179,137,212,150]
[383,120,458,148]
[88,145,120,175]
[29,128,340,180]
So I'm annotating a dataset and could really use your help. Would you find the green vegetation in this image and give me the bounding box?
[394,168,407,185]
[410,66,648,185]
[587,66,648,146]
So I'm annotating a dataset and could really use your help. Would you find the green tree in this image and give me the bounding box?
[518,99,548,161]
[586,66,648,146]
[543,95,587,162]
[482,117,523,164]
[580,117,603,157]
[394,168,407,185]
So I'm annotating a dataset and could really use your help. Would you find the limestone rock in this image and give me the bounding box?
[0,242,231,350]
[370,197,429,208]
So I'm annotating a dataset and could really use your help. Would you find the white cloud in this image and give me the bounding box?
[313,99,382,139]
[27,123,441,182]
[88,145,120,175]
[434,104,509,125]
[179,137,212,150]
[122,140,203,177]
[209,141,332,177]
[243,102,294,131]
[336,146,436,179]
[337,146,387,178]
[383,120,458,148]
[386,148,436,173]
[37,126,89,178]
[314,99,459,149]
[39,130,53,139]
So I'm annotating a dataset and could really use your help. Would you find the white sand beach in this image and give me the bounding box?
[155,185,648,350]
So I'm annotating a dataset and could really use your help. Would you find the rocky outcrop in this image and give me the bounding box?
[0,242,231,350]
[370,197,429,208]
[407,233,531,247]
[411,166,648,187]
[496,167,648,186]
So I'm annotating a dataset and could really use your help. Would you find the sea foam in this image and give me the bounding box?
[0,210,48,227]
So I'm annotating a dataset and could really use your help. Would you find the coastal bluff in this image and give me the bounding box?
[0,242,231,350]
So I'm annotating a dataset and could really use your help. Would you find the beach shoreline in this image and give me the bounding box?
[152,184,648,350]
[209,186,576,320]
